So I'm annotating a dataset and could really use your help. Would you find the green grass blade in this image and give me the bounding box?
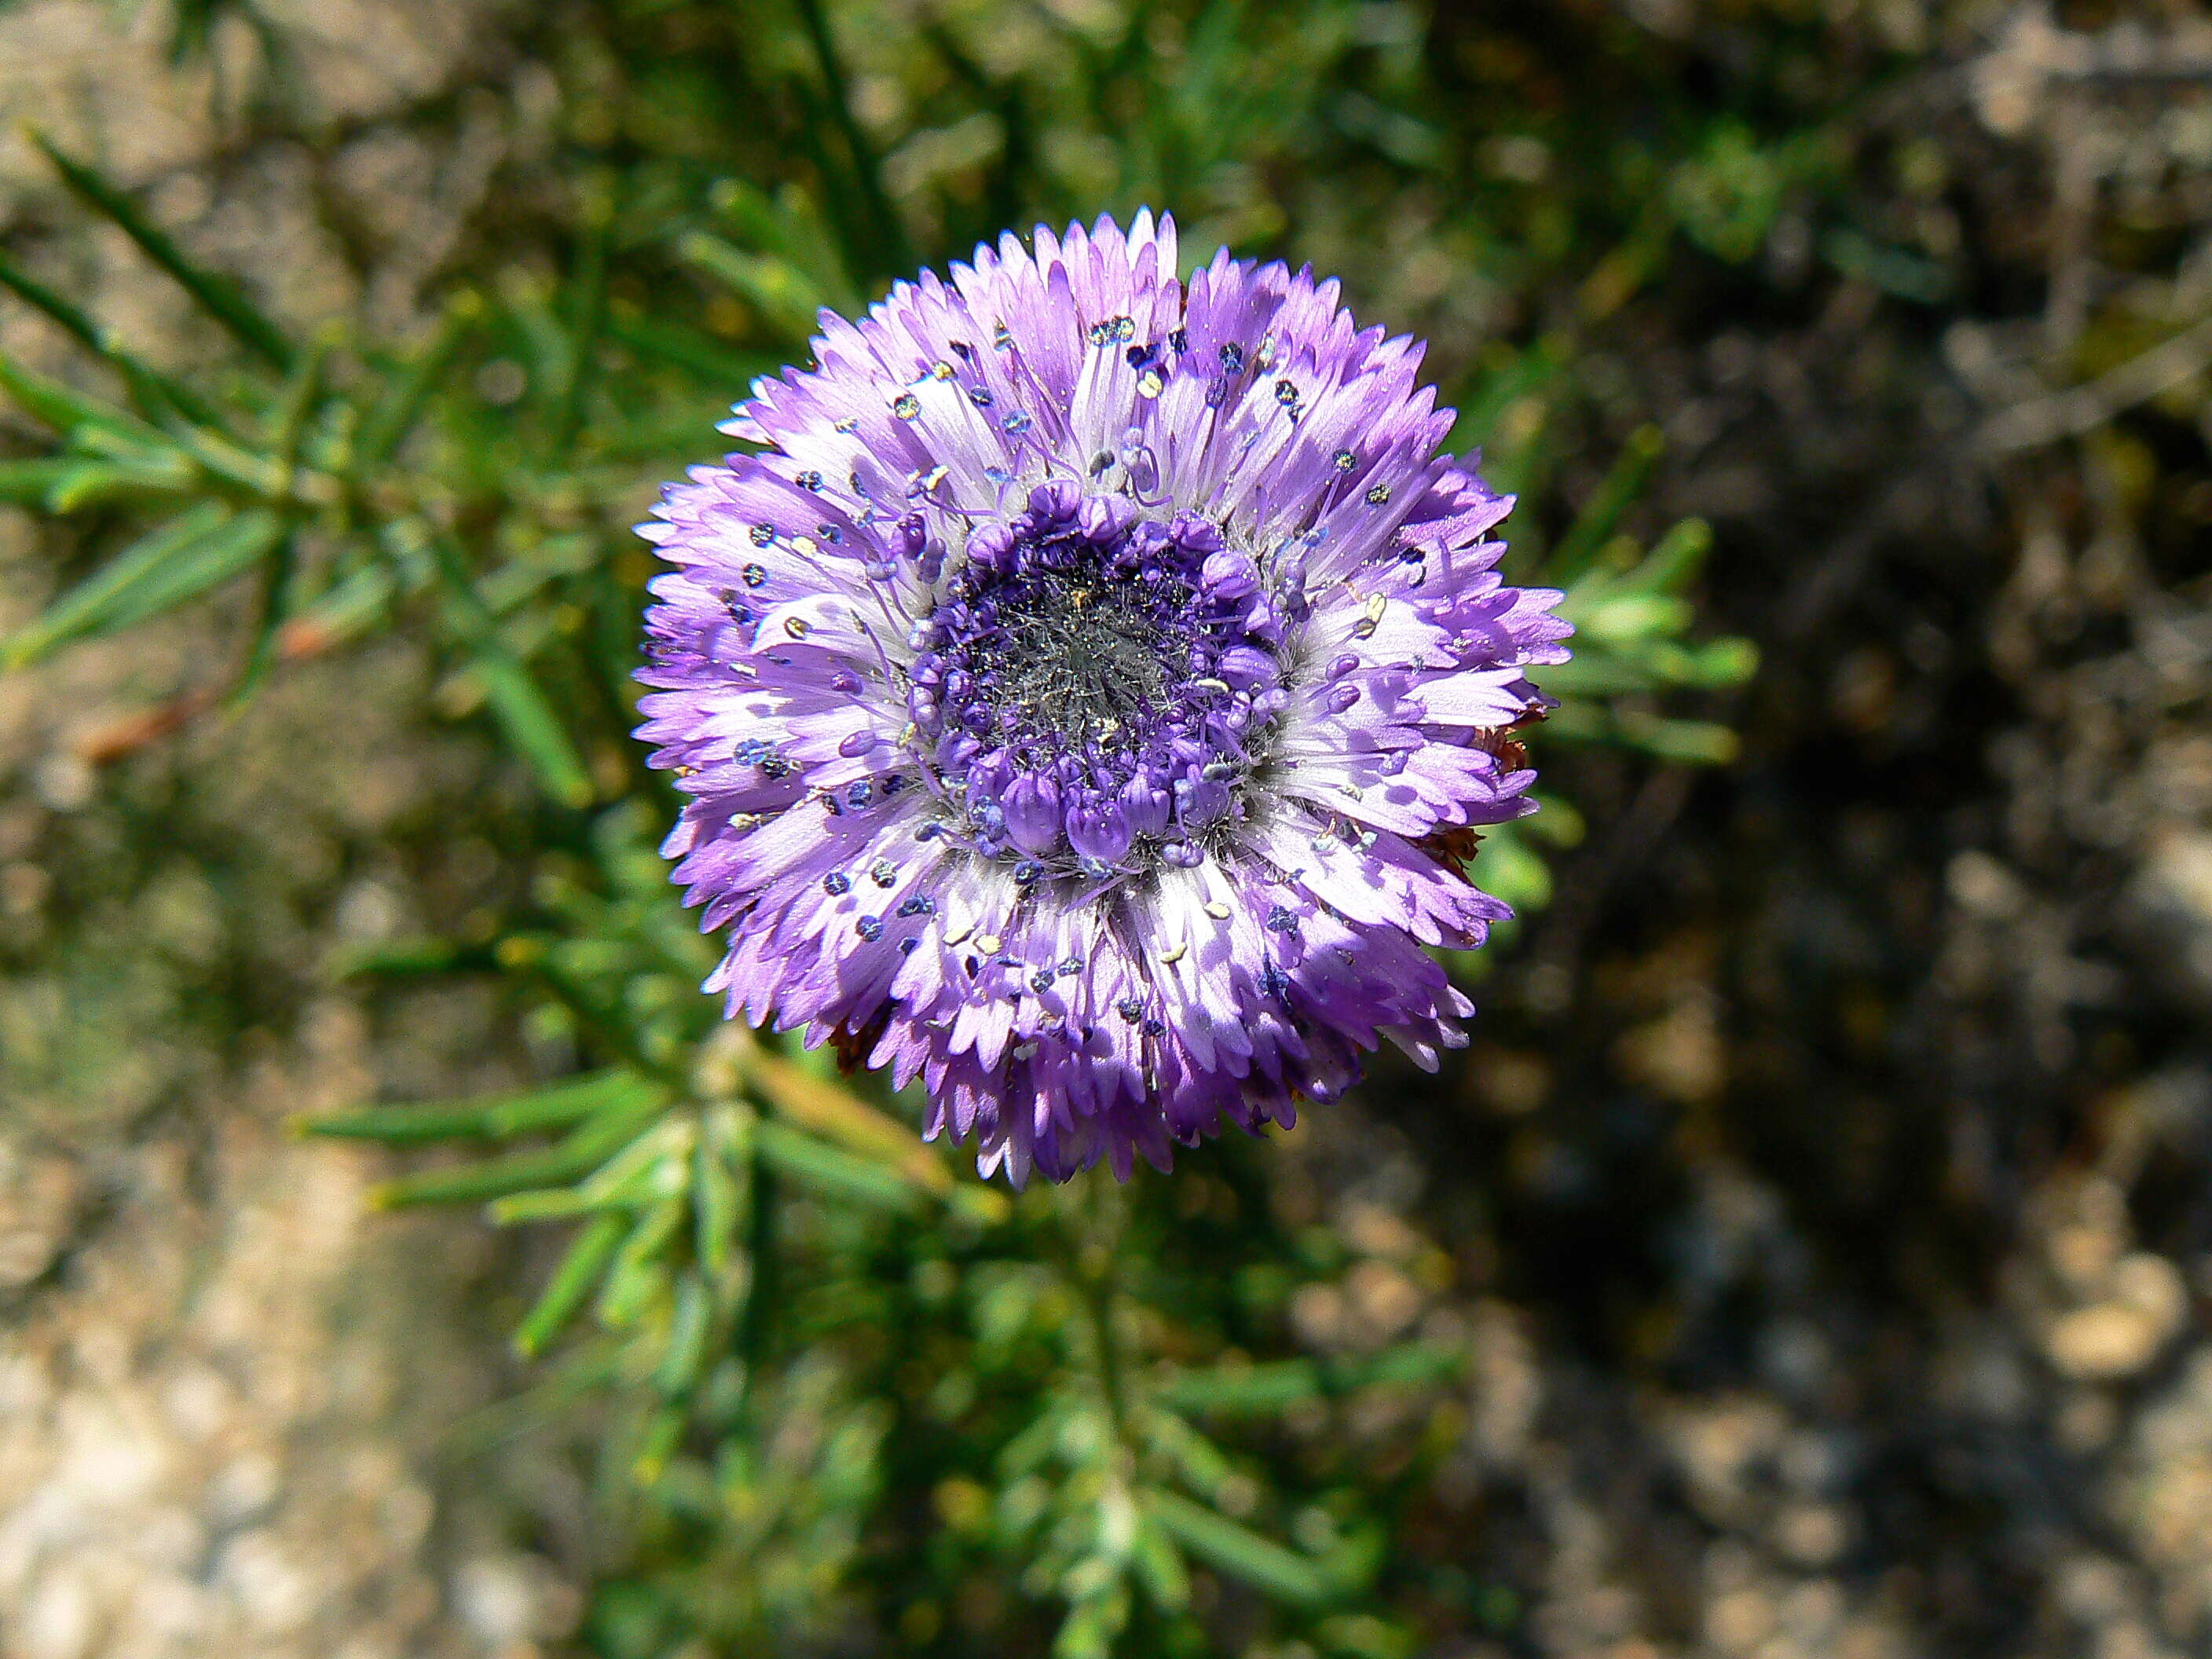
[2,503,286,670]
[32,130,296,371]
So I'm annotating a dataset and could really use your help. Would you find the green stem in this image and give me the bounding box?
[1059,1167,1132,1445]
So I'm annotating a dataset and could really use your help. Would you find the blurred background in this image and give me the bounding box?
[2,0,2210,1655]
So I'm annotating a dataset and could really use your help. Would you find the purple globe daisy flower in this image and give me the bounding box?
[637,213,1569,1185]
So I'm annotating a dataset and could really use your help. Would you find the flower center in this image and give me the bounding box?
[906,482,1291,873]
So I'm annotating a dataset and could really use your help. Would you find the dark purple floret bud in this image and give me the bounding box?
[635,212,1570,1185]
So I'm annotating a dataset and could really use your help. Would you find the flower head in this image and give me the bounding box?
[639,213,1569,1184]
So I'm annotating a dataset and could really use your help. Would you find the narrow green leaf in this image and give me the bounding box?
[467,650,598,808]
[357,294,479,467]
[631,1401,687,1485]
[0,459,75,504]
[222,337,327,704]
[0,247,225,428]
[555,178,613,449]
[276,562,399,665]
[320,931,485,980]
[1547,423,1664,584]
[368,1087,668,1207]
[1617,515,1714,595]
[488,1183,636,1223]
[1683,635,1759,687]
[1051,1588,1129,1659]
[514,1211,628,1357]
[1141,1407,1240,1498]
[753,1119,925,1212]
[786,0,910,278]
[42,452,196,510]
[1610,711,1741,766]
[653,1270,713,1396]
[295,1068,665,1144]
[599,1195,685,1327]
[1522,649,1660,700]
[1130,1518,1192,1614]
[1562,591,1696,645]
[2,503,285,669]
[606,305,777,386]
[1141,1489,1335,1607]
[33,130,295,370]
[226,527,298,705]
[0,345,168,447]
[1154,1358,1324,1416]
[427,533,595,808]
[1350,1341,1470,1392]
[0,455,194,510]
[694,1102,750,1276]
[266,333,328,463]
[503,1115,692,1221]
[676,232,826,342]
[1154,1342,1467,1419]
[0,246,104,351]
[706,176,859,311]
